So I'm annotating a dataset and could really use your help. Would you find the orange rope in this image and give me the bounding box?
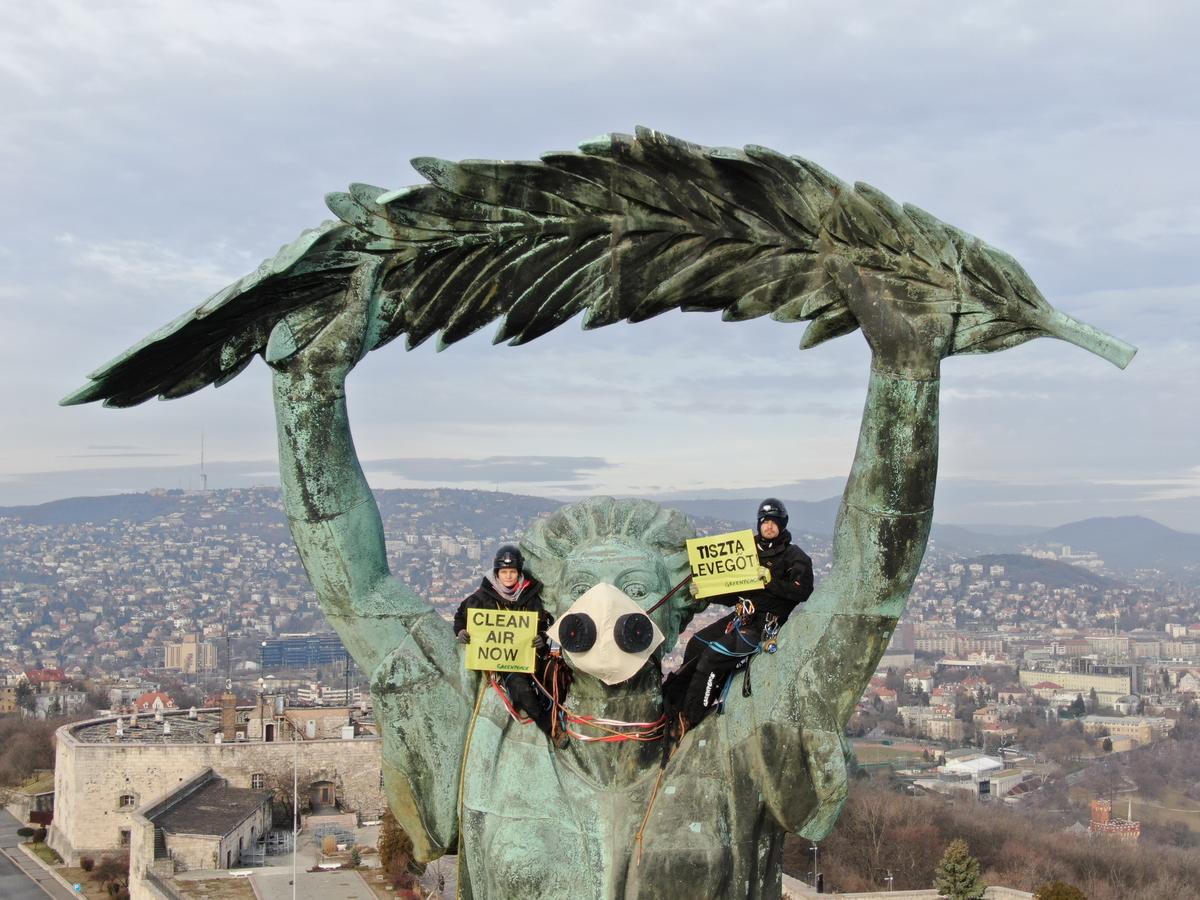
[488,675,534,724]
[634,765,669,864]
[496,660,668,744]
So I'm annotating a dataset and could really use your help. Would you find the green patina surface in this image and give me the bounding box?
[63,129,1134,898]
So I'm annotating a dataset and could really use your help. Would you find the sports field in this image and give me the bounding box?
[851,740,928,767]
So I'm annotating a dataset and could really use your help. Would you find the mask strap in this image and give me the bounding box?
[645,573,694,615]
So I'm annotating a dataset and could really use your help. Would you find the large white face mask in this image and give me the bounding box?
[546,582,665,686]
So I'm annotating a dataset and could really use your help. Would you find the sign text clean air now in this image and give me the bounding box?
[465,609,537,673]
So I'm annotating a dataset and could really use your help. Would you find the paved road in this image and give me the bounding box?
[253,865,374,900]
[419,855,456,897]
[248,835,374,900]
[0,810,75,899]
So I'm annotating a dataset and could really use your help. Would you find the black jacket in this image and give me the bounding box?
[452,575,552,635]
[709,530,814,622]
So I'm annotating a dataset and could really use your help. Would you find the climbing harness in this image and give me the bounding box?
[761,615,781,654]
[698,605,783,708]
[693,600,762,661]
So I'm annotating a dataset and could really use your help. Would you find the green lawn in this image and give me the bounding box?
[29,842,62,864]
[852,742,926,766]
[1131,788,1200,831]
[17,772,55,795]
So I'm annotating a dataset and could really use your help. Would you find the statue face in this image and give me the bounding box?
[520,498,696,659]
[558,541,671,619]
[546,583,665,685]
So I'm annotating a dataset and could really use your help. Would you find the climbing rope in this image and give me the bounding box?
[486,580,781,744]
[488,675,535,724]
[489,666,668,743]
[644,573,694,615]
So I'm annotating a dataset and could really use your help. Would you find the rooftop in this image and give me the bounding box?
[67,706,378,745]
[943,755,1004,776]
[152,778,271,836]
[1082,714,1169,726]
[72,709,224,744]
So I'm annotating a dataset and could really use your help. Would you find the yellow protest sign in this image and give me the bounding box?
[686,529,765,599]
[464,608,537,673]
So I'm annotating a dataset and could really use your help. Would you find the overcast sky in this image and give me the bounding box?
[1,2,1197,529]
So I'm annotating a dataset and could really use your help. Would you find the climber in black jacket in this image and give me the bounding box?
[668,498,814,730]
[453,544,557,737]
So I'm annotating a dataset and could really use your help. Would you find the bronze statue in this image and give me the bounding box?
[65,128,1134,898]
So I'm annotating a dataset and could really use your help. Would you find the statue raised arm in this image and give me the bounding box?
[268,259,473,857]
[65,128,1134,898]
[720,254,987,840]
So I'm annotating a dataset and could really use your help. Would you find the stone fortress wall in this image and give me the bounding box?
[49,708,384,865]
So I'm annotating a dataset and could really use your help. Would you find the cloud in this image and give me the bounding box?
[60,234,240,291]
[363,456,612,484]
[64,451,180,458]
[1,1,1197,531]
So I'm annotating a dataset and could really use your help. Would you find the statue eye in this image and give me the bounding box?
[623,581,648,600]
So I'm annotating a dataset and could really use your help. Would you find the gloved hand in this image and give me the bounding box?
[456,629,471,644]
[758,566,772,584]
[532,634,547,649]
[688,580,700,598]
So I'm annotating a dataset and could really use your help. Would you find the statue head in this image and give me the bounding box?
[521,497,697,655]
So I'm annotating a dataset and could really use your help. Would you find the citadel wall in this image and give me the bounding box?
[49,713,384,865]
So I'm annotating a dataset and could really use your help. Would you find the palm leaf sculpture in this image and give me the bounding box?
[63,126,1132,408]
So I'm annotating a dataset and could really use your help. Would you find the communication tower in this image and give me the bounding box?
[200,431,208,492]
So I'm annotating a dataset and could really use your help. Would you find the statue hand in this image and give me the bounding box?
[827,256,954,379]
[266,265,374,387]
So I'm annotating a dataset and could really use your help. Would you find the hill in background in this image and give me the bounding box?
[923,516,1199,574]
[1035,515,1200,571]
[967,553,1124,590]
[3,491,1197,575]
[0,492,180,525]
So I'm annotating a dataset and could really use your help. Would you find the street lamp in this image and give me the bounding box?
[292,736,298,900]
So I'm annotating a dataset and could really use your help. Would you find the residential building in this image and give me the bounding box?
[163,633,217,674]
[1080,714,1173,746]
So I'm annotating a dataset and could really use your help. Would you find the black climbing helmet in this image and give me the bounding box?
[757,497,789,531]
[493,544,524,573]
